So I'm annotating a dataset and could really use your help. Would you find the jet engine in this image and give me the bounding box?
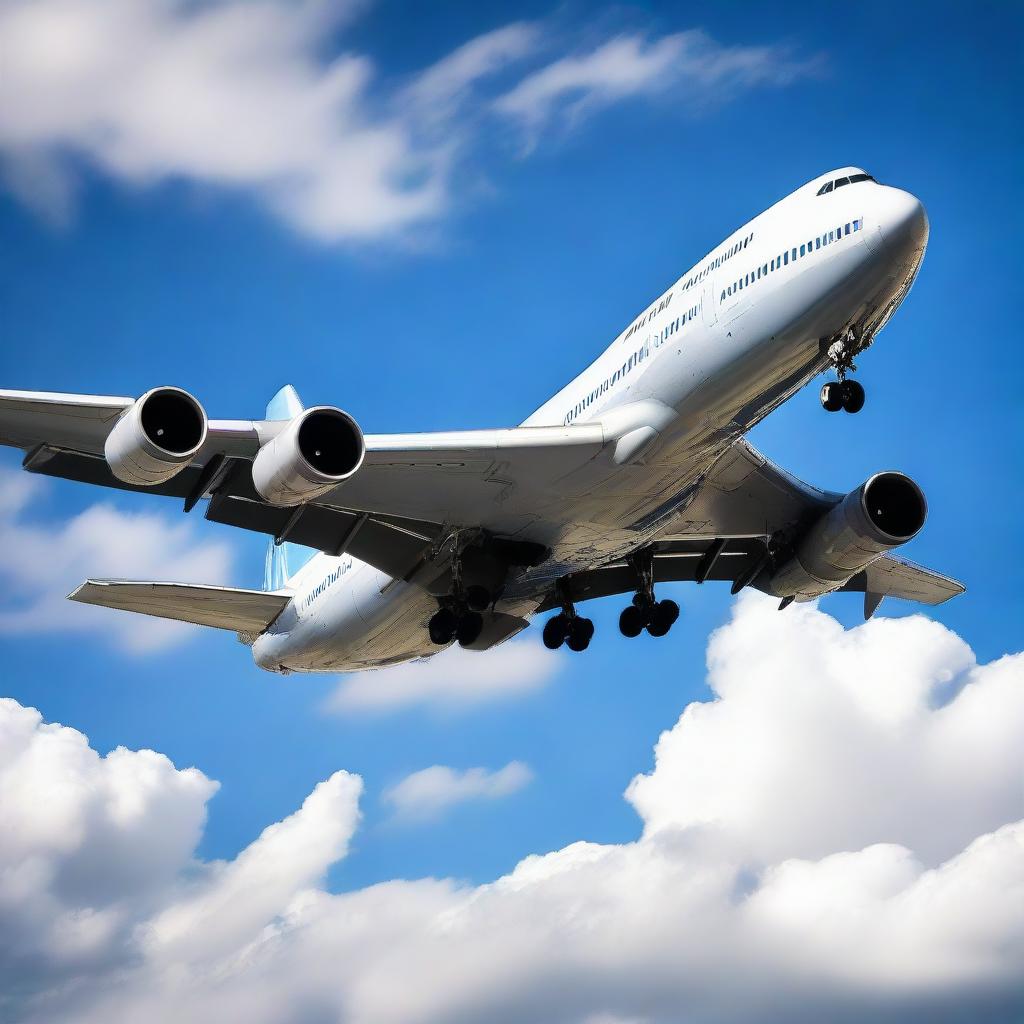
[104,387,208,486]
[252,406,364,506]
[766,471,927,600]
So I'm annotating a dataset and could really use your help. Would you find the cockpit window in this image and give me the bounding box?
[818,173,876,196]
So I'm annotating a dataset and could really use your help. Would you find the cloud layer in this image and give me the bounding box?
[0,467,234,652]
[383,761,532,823]
[0,1,814,241]
[322,633,561,713]
[4,595,1023,1023]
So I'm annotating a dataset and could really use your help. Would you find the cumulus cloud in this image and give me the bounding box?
[5,596,1023,1024]
[383,761,532,823]
[0,2,815,240]
[322,634,561,714]
[0,467,234,652]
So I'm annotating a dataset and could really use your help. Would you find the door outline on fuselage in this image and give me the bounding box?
[702,279,718,327]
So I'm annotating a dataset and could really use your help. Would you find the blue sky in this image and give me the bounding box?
[0,5,1022,1012]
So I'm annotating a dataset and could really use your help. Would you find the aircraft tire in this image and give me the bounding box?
[543,614,568,650]
[840,379,865,413]
[619,605,645,638]
[820,382,844,412]
[566,617,594,652]
[428,607,458,645]
[456,611,484,647]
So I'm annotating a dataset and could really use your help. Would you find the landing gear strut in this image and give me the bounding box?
[820,329,866,414]
[618,548,680,639]
[542,586,594,652]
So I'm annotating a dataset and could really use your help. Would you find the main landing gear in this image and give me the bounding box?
[618,548,679,639]
[542,588,594,653]
[428,585,493,648]
[820,329,866,414]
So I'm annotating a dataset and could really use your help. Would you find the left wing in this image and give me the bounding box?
[69,580,291,634]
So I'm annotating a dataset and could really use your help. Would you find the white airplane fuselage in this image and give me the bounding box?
[252,167,929,673]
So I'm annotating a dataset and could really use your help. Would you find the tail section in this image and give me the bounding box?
[262,385,317,590]
[69,581,291,634]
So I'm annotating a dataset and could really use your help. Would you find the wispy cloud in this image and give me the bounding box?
[383,761,532,823]
[322,634,561,714]
[495,29,818,144]
[0,2,817,241]
[0,466,234,653]
[3,598,1023,1022]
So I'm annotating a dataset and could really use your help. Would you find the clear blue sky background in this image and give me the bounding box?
[1,0,1021,889]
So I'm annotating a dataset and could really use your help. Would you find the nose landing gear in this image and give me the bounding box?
[820,329,867,414]
[820,378,865,414]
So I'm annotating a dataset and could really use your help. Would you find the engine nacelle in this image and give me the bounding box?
[766,472,927,600]
[104,387,208,486]
[252,406,364,506]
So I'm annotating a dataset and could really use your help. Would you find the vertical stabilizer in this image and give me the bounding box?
[262,386,313,591]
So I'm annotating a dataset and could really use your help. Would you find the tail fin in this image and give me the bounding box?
[262,385,315,591]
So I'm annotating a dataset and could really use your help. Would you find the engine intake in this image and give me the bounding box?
[766,471,927,600]
[252,406,364,506]
[105,387,208,486]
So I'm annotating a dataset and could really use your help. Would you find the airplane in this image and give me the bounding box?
[0,166,964,673]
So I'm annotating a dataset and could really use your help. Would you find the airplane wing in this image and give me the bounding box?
[1,388,608,586]
[69,580,291,634]
[538,439,964,617]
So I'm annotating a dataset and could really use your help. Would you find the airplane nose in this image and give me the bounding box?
[880,187,929,257]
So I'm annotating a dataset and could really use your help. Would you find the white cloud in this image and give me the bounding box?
[0,3,815,241]
[383,761,532,823]
[5,596,1022,1023]
[494,29,817,141]
[0,466,234,652]
[322,634,561,714]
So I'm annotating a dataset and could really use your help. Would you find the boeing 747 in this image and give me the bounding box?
[0,167,963,672]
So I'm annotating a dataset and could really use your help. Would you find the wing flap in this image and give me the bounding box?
[69,580,291,633]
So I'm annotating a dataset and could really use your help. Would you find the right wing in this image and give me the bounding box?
[1,388,610,589]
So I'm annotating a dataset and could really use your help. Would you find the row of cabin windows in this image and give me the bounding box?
[679,231,754,294]
[720,219,864,302]
[816,173,875,196]
[565,302,701,424]
[625,291,673,340]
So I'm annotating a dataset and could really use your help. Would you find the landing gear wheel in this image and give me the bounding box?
[820,381,844,412]
[543,614,569,650]
[456,611,484,647]
[646,600,679,638]
[464,585,491,612]
[428,607,458,645]
[619,605,645,638]
[839,379,865,414]
[566,617,594,652]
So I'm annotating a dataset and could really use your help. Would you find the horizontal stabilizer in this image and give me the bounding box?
[840,554,965,609]
[69,580,291,633]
